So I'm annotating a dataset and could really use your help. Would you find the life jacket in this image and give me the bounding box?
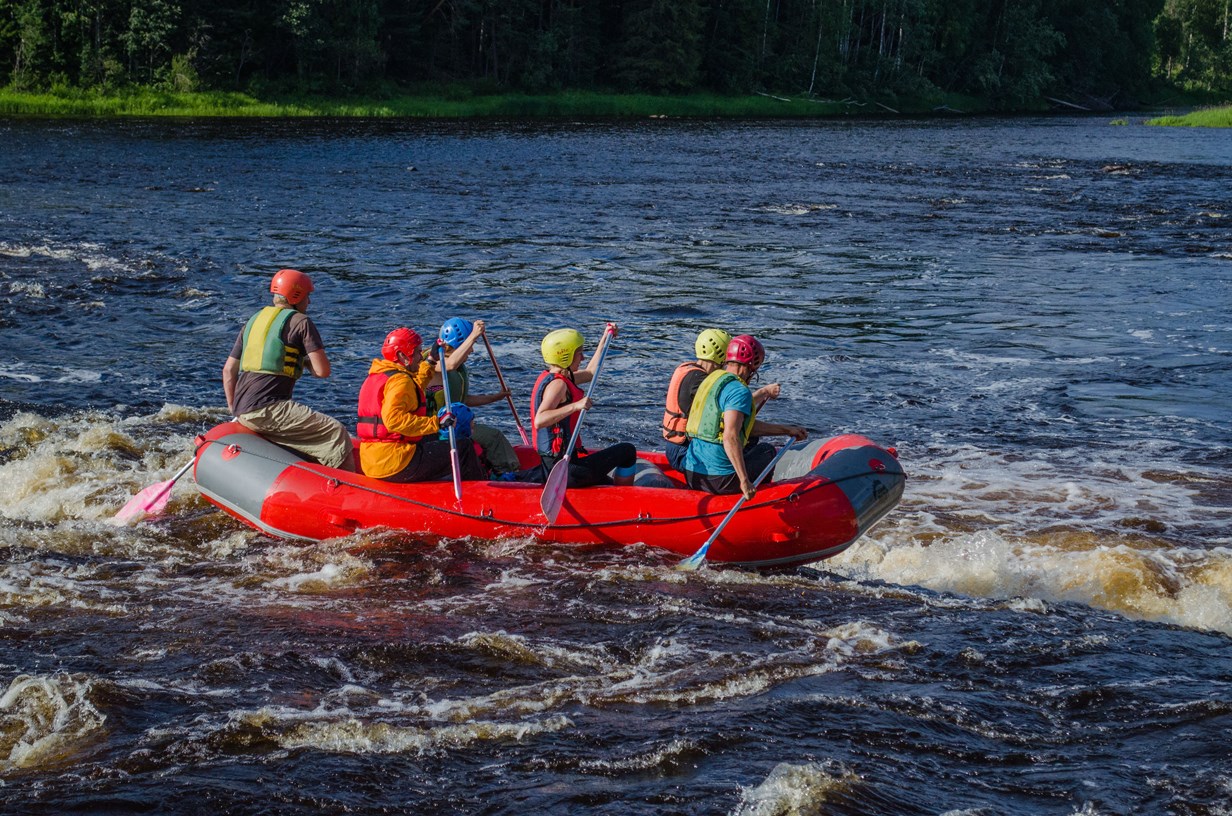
[239,306,302,378]
[356,369,430,444]
[530,370,586,456]
[427,364,469,413]
[685,370,757,446]
[661,361,708,442]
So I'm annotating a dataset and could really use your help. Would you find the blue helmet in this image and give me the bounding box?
[437,402,474,438]
[440,317,474,349]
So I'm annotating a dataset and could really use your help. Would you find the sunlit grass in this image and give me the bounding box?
[1146,105,1232,127]
[0,87,980,119]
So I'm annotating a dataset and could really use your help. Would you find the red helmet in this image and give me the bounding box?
[270,268,314,306]
[382,327,422,363]
[726,334,765,369]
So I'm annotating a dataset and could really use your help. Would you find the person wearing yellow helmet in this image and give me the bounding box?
[222,269,354,471]
[527,325,636,487]
[660,329,783,473]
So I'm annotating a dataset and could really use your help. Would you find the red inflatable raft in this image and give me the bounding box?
[192,422,905,568]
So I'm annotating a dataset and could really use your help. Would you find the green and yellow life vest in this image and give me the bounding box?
[239,306,302,379]
[428,364,469,413]
[685,370,757,445]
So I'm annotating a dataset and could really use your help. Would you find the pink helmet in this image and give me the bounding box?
[382,327,422,362]
[270,268,314,305]
[726,334,765,368]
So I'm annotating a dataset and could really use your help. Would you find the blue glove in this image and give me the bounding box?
[437,402,473,439]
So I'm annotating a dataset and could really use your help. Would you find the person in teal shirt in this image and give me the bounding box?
[680,335,806,499]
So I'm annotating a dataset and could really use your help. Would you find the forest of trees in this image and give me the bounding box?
[0,0,1228,107]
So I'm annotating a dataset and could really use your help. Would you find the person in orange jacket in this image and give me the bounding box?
[356,327,484,482]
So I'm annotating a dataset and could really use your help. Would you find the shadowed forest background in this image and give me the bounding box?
[0,0,1229,107]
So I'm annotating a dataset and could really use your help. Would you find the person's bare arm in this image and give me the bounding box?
[222,357,239,414]
[534,379,591,429]
[305,349,331,378]
[722,409,755,500]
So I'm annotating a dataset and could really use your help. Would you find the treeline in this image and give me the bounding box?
[0,0,1226,106]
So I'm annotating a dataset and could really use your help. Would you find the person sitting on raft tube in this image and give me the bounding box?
[424,317,520,477]
[529,327,636,487]
[679,335,806,499]
[661,328,784,473]
[356,327,485,483]
[222,268,355,471]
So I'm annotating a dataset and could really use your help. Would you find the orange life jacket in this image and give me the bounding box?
[661,361,708,442]
[356,370,429,444]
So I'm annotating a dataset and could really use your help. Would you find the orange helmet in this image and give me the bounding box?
[382,327,422,363]
[270,269,314,306]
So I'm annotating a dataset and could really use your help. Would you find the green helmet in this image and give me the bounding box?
[695,328,732,364]
[541,328,585,368]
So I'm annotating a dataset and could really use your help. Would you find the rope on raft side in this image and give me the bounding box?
[195,437,904,532]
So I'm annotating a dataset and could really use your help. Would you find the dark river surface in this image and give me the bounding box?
[1,114,1230,814]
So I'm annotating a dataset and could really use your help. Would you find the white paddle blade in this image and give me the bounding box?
[540,458,569,524]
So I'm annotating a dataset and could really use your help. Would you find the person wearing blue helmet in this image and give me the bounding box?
[425,317,520,476]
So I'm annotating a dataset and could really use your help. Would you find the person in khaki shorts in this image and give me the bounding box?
[221,268,355,471]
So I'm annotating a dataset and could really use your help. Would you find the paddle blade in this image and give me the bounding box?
[112,479,174,525]
[539,458,570,524]
[676,547,710,572]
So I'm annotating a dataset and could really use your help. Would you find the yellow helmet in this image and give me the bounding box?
[695,328,732,364]
[541,328,585,368]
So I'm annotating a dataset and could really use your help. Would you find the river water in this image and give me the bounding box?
[1,115,1229,814]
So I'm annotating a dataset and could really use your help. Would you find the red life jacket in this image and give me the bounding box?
[530,370,586,456]
[661,361,708,442]
[356,370,429,444]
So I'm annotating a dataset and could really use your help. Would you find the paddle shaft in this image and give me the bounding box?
[481,332,530,446]
[438,340,463,501]
[557,326,614,464]
[151,459,196,504]
[680,441,799,568]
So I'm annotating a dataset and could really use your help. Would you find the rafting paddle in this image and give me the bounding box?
[437,338,464,502]
[540,324,616,525]
[677,440,800,571]
[112,458,195,525]
[482,331,530,446]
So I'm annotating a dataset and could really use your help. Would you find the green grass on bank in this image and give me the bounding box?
[1146,105,1232,127]
[0,86,986,119]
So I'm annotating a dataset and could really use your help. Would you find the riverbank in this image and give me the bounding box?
[0,87,986,118]
[1147,105,1232,126]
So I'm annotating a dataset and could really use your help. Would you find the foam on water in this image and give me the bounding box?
[248,709,574,755]
[0,561,132,621]
[732,760,860,816]
[0,674,105,772]
[0,239,140,275]
[834,530,1232,635]
[0,408,208,525]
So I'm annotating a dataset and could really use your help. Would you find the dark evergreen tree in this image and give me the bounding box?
[614,0,705,92]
